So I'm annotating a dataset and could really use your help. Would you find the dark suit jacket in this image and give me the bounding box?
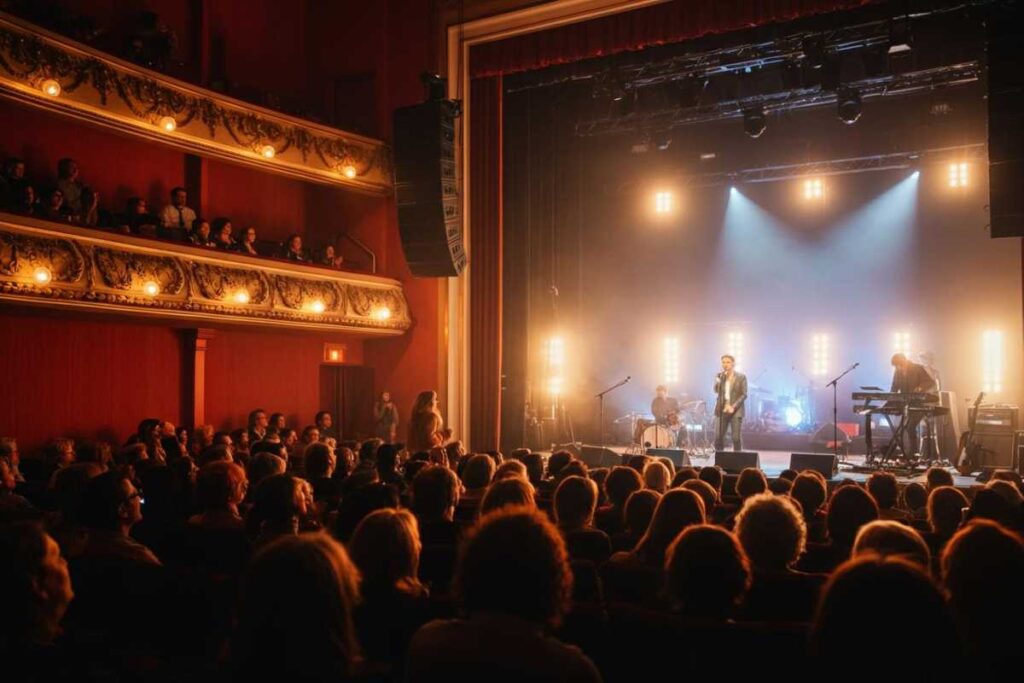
[713,371,748,418]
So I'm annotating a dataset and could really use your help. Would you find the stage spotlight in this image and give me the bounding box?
[663,337,680,385]
[654,191,673,214]
[803,177,824,201]
[812,333,829,376]
[726,331,744,370]
[785,404,804,428]
[742,107,767,138]
[545,336,566,397]
[837,88,862,124]
[982,330,1004,393]
[893,331,911,356]
[948,162,968,188]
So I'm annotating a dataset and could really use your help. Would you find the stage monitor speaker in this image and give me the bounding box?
[987,1,1024,238]
[393,100,467,276]
[579,445,622,468]
[968,406,1019,468]
[789,452,838,479]
[715,450,760,474]
[646,448,691,468]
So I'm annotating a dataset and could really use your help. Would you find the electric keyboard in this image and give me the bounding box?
[851,392,939,403]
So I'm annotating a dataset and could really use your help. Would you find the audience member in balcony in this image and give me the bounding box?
[40,188,69,222]
[212,217,236,249]
[14,184,37,216]
[0,456,36,522]
[280,233,307,261]
[189,217,216,247]
[159,187,197,233]
[0,156,26,210]
[73,186,101,227]
[120,197,159,234]
[373,391,399,442]
[318,243,344,268]
[234,226,260,256]
[55,158,83,215]
[0,436,24,484]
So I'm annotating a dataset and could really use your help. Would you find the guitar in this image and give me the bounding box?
[956,392,986,475]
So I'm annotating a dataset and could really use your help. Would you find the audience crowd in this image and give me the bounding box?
[1,402,1023,681]
[0,156,346,268]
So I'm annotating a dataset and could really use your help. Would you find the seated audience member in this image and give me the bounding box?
[158,186,197,232]
[461,453,495,503]
[984,480,1024,529]
[47,463,102,557]
[867,471,909,521]
[406,507,600,683]
[522,452,546,489]
[554,475,611,564]
[268,412,287,433]
[246,453,285,495]
[189,217,216,247]
[0,522,75,676]
[643,460,671,494]
[0,455,36,522]
[734,493,825,622]
[248,473,305,548]
[0,436,24,483]
[989,469,1024,495]
[189,461,247,532]
[480,477,536,517]
[925,466,954,494]
[411,466,461,543]
[735,467,768,501]
[319,243,344,268]
[14,183,37,215]
[612,488,660,552]
[594,465,643,535]
[315,410,337,441]
[852,520,931,571]
[332,482,398,543]
[40,187,68,222]
[280,233,306,261]
[963,487,1018,529]
[120,197,159,234]
[0,156,25,209]
[543,451,574,490]
[791,471,829,543]
[768,477,793,495]
[55,158,83,215]
[233,533,361,681]
[211,217,235,249]
[698,465,724,497]
[779,468,799,482]
[233,225,260,255]
[665,525,751,619]
[77,471,159,564]
[42,437,77,482]
[376,444,405,492]
[810,556,960,673]
[924,485,968,558]
[230,428,251,457]
[247,408,269,444]
[494,459,527,481]
[800,484,879,574]
[291,425,320,471]
[942,519,1024,663]
[671,466,699,487]
[680,479,719,518]
[75,186,102,227]
[903,481,929,520]
[303,442,337,510]
[349,509,431,669]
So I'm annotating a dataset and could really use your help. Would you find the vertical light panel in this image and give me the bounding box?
[893,331,911,356]
[726,331,744,370]
[812,333,829,376]
[544,336,566,397]
[982,330,1004,393]
[803,177,824,200]
[948,162,968,188]
[654,191,673,214]
[663,337,680,385]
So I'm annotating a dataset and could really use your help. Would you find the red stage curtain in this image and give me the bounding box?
[470,0,879,77]
[468,75,504,451]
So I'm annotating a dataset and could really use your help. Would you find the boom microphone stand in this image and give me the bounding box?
[827,362,859,462]
[596,376,631,450]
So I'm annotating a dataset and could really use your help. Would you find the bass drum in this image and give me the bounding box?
[641,424,676,448]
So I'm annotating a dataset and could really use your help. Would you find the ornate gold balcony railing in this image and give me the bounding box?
[0,213,410,335]
[0,13,392,195]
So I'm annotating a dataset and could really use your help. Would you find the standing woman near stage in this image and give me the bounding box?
[407,391,448,455]
[374,391,400,443]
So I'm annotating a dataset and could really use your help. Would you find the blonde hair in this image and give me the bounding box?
[348,508,424,596]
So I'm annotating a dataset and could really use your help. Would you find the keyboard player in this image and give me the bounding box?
[890,353,939,457]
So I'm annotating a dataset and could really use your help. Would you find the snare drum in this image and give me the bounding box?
[641,424,676,448]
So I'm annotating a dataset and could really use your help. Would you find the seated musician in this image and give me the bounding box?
[650,386,679,427]
[890,353,939,458]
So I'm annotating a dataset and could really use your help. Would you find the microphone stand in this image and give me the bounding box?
[596,376,631,450]
[827,362,859,463]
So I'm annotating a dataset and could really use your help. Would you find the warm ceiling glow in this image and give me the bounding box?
[233,290,250,304]
[259,145,276,159]
[310,299,326,314]
[40,79,61,97]
[33,267,52,284]
[803,177,824,200]
[142,281,160,296]
[342,165,358,179]
[948,162,968,188]
[158,116,177,132]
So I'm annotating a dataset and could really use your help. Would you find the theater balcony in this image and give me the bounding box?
[0,212,410,335]
[0,12,392,195]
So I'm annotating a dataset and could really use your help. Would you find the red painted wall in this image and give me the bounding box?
[203,159,307,245]
[0,310,182,455]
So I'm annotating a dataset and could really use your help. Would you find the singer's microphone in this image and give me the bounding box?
[625,376,631,381]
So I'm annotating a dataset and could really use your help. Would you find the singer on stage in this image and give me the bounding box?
[714,354,747,451]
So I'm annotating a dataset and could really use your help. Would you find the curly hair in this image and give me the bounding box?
[734,493,806,571]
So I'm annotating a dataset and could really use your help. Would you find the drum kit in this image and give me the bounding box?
[618,398,715,457]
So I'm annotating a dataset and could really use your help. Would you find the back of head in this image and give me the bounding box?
[666,525,750,618]
[734,493,806,572]
[903,482,927,511]
[78,470,129,531]
[304,442,333,479]
[547,451,573,479]
[0,522,67,644]
[333,482,400,543]
[966,488,1015,527]
[811,555,957,662]
[554,475,597,528]
[251,474,300,527]
[791,471,828,517]
[480,477,535,517]
[605,465,644,507]
[624,489,660,536]
[348,508,422,595]
[236,533,361,680]
[736,467,768,499]
[359,438,382,464]
[779,468,799,482]
[681,478,718,514]
[672,466,699,487]
[52,462,103,516]
[643,460,671,493]
[927,486,968,538]
[560,459,588,480]
[852,520,930,570]
[986,479,1024,509]
[698,466,723,493]
[247,452,286,489]
[636,489,705,564]
[768,477,793,495]
[625,454,650,475]
[925,467,954,491]
[411,465,459,520]
[866,472,900,509]
[827,485,879,548]
[523,453,545,485]
[196,461,246,512]
[456,506,571,628]
[494,459,527,481]
[463,453,496,490]
[656,456,676,478]
[198,443,232,468]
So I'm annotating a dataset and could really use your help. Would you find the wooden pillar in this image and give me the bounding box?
[182,328,216,427]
